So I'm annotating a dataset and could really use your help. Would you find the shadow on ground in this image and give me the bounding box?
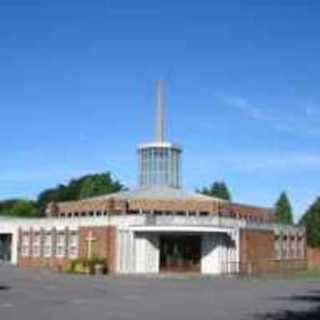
[0,286,10,291]
[254,292,320,320]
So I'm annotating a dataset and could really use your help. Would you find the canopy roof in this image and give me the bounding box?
[93,186,223,202]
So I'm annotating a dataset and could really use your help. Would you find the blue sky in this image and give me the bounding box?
[0,0,319,221]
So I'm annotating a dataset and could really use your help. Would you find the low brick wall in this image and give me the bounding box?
[18,257,71,271]
[237,259,307,275]
[307,248,320,270]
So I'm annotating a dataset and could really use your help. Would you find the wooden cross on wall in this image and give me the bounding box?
[85,231,96,259]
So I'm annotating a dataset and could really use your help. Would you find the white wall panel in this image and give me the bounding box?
[201,232,239,275]
[134,233,159,274]
[135,233,147,273]
[202,234,220,274]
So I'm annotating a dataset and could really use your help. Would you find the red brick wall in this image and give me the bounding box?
[240,229,275,274]
[79,226,117,273]
[307,248,320,270]
[18,258,71,271]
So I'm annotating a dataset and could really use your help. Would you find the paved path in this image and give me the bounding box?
[0,264,320,319]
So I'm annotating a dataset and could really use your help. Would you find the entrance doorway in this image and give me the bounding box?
[160,234,201,273]
[0,234,12,262]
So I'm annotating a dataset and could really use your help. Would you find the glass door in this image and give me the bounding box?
[160,234,201,272]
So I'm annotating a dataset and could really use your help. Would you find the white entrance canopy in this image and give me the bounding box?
[128,225,235,234]
[118,224,240,275]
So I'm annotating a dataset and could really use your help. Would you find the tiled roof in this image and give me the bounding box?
[92,186,224,202]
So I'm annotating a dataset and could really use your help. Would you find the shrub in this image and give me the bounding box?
[69,257,107,275]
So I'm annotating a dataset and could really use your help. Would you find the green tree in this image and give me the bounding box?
[0,199,21,215]
[37,172,125,212]
[198,181,232,201]
[0,172,125,217]
[37,182,83,213]
[274,192,293,224]
[300,197,320,248]
[9,200,39,217]
[79,173,125,199]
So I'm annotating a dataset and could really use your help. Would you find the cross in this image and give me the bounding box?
[85,231,96,259]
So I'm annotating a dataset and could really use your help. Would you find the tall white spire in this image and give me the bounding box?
[138,81,182,188]
[155,80,165,142]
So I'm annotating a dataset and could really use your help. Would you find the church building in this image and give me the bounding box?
[0,82,306,275]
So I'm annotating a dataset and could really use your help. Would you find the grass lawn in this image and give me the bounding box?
[293,269,320,280]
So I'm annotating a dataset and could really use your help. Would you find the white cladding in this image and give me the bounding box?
[118,230,160,274]
[201,232,239,275]
[135,233,159,273]
[118,230,135,274]
[118,225,240,275]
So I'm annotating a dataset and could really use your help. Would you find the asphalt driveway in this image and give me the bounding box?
[0,264,319,320]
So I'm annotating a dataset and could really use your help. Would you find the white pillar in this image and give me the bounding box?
[11,229,19,265]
